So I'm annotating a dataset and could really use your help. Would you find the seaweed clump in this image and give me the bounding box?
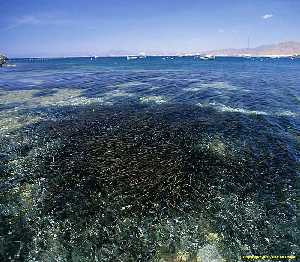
[37,105,257,217]
[1,104,299,261]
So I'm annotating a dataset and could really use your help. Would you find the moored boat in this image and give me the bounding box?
[127,55,139,60]
[0,54,8,67]
[196,55,215,60]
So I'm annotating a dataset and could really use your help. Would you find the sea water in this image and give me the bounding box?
[0,57,299,261]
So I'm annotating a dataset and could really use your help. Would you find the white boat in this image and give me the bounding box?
[240,54,252,59]
[290,54,300,60]
[196,55,215,60]
[126,56,139,60]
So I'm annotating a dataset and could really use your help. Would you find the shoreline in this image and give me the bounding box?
[6,54,300,60]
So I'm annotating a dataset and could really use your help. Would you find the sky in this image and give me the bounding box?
[0,0,299,57]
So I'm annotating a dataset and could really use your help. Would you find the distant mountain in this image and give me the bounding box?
[204,41,300,56]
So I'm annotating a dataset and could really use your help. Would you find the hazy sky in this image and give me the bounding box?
[1,0,299,57]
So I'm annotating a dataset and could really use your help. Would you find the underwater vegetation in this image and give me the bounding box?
[0,103,299,261]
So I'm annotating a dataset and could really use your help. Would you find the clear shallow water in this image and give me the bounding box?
[0,57,299,261]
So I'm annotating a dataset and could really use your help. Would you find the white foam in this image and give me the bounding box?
[114,81,142,88]
[197,102,268,115]
[197,102,298,117]
[64,97,107,106]
[201,81,237,90]
[102,90,134,98]
[140,96,167,104]
[183,87,202,92]
[185,81,237,92]
[276,110,298,117]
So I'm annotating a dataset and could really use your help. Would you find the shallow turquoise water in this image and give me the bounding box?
[0,57,299,261]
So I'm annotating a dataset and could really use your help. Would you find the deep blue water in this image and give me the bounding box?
[1,57,300,118]
[0,57,299,261]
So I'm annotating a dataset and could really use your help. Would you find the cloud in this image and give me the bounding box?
[16,15,41,25]
[3,14,72,31]
[3,15,41,30]
[218,29,225,33]
[262,14,273,20]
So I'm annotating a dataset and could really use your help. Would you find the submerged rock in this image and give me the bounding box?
[0,54,8,66]
[197,244,224,262]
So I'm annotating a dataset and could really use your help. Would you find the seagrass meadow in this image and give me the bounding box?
[0,57,299,261]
